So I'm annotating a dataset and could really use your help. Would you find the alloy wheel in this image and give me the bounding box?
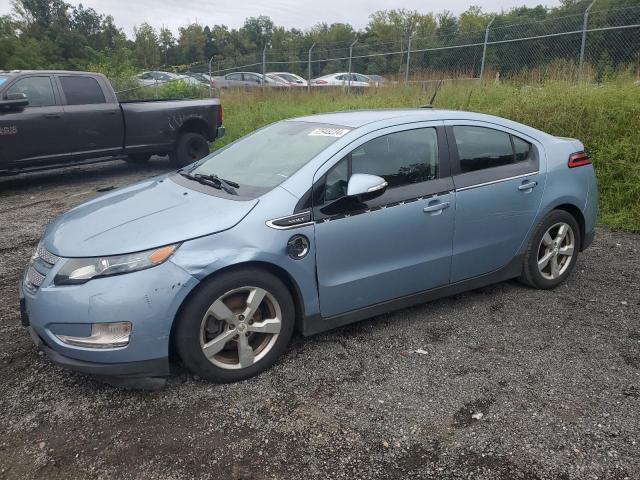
[199,287,282,370]
[537,222,575,280]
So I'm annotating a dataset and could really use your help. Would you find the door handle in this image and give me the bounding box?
[518,180,538,191]
[423,201,450,213]
[43,113,60,119]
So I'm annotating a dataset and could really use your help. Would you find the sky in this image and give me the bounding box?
[0,0,561,37]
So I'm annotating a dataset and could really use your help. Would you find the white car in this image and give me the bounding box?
[267,72,308,86]
[136,71,202,87]
[311,72,370,87]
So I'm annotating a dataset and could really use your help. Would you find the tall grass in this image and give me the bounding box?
[214,82,640,232]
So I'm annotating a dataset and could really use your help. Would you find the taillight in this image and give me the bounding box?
[217,104,224,126]
[568,151,591,168]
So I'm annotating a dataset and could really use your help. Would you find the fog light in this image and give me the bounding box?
[55,322,131,348]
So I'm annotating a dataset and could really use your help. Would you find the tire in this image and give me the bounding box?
[170,132,210,168]
[519,209,581,289]
[174,268,295,383]
[125,153,151,164]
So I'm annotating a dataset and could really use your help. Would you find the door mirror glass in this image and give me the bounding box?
[347,173,388,201]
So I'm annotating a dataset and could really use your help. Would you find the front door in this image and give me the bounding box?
[446,122,546,282]
[0,75,69,168]
[313,123,455,318]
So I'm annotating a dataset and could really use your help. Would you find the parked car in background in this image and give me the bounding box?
[366,74,387,86]
[184,72,214,86]
[265,73,296,87]
[211,72,286,89]
[312,72,371,87]
[136,71,201,87]
[0,70,224,174]
[267,72,308,86]
[20,108,597,383]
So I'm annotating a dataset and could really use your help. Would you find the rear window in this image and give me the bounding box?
[60,76,106,105]
[453,126,533,173]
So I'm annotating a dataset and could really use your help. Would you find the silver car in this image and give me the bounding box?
[211,72,286,89]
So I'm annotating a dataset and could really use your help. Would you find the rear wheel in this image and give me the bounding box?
[520,210,581,289]
[175,269,295,383]
[170,132,210,168]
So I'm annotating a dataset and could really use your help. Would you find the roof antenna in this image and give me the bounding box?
[420,80,443,108]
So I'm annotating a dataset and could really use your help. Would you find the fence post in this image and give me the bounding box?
[479,17,495,83]
[307,43,316,92]
[579,0,597,81]
[262,44,267,88]
[404,35,413,85]
[208,55,214,97]
[347,37,358,94]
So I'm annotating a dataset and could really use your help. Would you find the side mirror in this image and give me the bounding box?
[347,173,388,201]
[1,92,29,109]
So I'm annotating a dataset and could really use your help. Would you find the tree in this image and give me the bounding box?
[134,22,160,69]
[178,23,205,64]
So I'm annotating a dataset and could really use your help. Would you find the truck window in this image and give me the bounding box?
[59,76,106,105]
[6,77,56,107]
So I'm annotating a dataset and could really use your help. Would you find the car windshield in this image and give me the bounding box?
[192,121,352,190]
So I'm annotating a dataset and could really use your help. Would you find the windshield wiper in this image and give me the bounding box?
[179,171,238,195]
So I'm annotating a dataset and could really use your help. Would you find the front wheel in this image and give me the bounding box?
[520,210,581,289]
[174,269,295,383]
[170,132,210,168]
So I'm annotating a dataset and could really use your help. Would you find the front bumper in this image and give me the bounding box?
[21,259,199,377]
[28,326,170,377]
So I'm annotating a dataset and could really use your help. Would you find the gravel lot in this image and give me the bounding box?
[0,159,639,480]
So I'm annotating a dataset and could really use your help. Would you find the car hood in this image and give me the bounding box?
[43,175,258,257]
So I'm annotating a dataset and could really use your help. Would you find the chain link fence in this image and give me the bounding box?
[116,4,640,99]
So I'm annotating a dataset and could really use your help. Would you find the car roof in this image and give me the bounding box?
[288,108,554,139]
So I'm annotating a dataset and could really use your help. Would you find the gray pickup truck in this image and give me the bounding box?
[0,70,224,174]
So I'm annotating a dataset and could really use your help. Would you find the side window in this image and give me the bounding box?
[227,73,242,81]
[59,76,106,105]
[324,158,349,202]
[6,77,55,107]
[453,126,514,173]
[335,74,346,81]
[513,136,533,162]
[322,128,439,203]
[245,74,261,83]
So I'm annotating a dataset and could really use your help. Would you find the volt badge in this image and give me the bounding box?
[287,235,310,260]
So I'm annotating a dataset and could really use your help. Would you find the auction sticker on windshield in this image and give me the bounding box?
[308,127,351,138]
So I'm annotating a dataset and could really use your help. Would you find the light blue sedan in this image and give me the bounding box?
[20,109,598,383]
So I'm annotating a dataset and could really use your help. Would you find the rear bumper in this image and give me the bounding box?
[216,125,225,139]
[28,326,170,377]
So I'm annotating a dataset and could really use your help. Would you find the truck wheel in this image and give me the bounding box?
[174,268,295,383]
[171,132,210,167]
[125,153,151,164]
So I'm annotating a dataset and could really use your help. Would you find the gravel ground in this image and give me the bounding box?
[0,159,639,480]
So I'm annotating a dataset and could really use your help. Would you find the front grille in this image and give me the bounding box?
[25,266,45,288]
[24,243,60,291]
[35,243,60,266]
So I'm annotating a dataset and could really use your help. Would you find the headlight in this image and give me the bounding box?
[54,244,178,285]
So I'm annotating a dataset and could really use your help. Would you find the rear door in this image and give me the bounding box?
[0,75,69,168]
[446,121,546,282]
[313,123,455,318]
[56,75,124,159]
